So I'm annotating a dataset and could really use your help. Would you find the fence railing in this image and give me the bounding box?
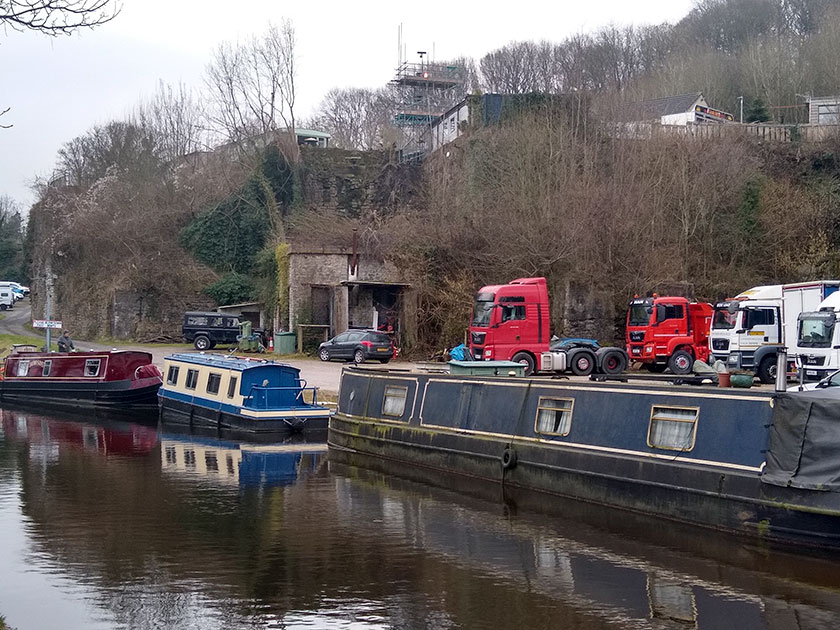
[648,122,840,142]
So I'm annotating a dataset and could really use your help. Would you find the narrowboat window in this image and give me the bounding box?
[16,360,29,377]
[166,365,180,385]
[42,360,52,377]
[648,406,698,451]
[227,376,238,398]
[382,385,408,417]
[184,449,196,468]
[84,359,101,377]
[165,446,177,464]
[535,397,574,436]
[205,451,219,472]
[206,372,222,395]
[185,369,199,390]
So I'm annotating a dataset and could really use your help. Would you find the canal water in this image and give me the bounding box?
[1,406,840,630]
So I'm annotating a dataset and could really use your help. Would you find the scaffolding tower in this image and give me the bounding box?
[391,52,464,161]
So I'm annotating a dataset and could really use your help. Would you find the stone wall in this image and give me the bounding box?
[559,279,617,344]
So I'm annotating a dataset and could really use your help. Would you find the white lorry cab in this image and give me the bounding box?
[709,282,840,383]
[794,291,840,381]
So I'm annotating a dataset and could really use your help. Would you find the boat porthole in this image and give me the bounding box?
[501,447,518,470]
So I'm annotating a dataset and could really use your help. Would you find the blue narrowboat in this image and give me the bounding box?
[329,367,840,550]
[159,353,330,434]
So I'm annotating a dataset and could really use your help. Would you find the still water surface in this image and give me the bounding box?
[1,406,840,629]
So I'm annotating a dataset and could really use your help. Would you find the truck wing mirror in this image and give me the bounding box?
[727,302,739,315]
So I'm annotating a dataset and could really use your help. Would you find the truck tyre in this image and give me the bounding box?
[668,350,693,375]
[757,356,777,384]
[570,351,596,376]
[194,335,211,351]
[598,348,627,375]
[0,304,6,311]
[511,352,535,376]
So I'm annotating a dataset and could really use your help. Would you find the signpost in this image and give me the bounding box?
[32,320,63,329]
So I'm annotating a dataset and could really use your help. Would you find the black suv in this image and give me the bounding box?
[318,330,394,364]
[182,311,242,350]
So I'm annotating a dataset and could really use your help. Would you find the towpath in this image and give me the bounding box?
[0,302,353,394]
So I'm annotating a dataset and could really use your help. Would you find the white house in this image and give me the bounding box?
[625,93,734,126]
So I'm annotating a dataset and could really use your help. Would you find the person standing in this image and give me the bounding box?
[57,330,75,352]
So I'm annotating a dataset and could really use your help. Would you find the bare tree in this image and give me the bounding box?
[310,87,394,150]
[133,81,208,161]
[0,0,119,35]
[205,20,298,154]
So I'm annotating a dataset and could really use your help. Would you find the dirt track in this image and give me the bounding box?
[0,302,351,394]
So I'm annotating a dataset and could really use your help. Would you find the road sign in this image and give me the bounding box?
[33,319,62,329]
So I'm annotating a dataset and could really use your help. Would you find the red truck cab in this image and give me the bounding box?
[469,277,551,373]
[626,296,713,373]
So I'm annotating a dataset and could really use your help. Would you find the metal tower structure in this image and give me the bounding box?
[391,27,464,160]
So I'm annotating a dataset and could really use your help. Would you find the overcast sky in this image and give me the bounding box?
[0,0,696,210]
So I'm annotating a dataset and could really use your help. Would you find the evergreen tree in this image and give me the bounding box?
[745,96,771,123]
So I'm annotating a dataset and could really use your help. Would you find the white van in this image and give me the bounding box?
[0,285,15,310]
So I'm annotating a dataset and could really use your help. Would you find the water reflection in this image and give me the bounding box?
[0,406,839,629]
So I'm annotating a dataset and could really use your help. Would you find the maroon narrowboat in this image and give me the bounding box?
[0,349,162,407]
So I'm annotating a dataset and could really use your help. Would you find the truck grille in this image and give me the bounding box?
[629,331,645,343]
[471,331,486,345]
[801,355,826,366]
[712,339,729,351]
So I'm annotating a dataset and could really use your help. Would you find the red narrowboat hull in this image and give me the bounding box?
[0,350,162,408]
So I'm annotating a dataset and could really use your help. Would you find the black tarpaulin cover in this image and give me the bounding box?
[762,390,840,491]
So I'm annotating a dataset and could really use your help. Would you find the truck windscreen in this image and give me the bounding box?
[471,294,495,327]
[712,308,737,330]
[627,304,651,327]
[798,314,834,348]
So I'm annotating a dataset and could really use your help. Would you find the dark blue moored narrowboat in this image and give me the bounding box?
[159,353,330,434]
[329,367,840,550]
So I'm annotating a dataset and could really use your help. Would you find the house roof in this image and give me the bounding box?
[624,93,704,121]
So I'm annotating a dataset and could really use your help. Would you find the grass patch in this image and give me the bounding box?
[0,334,56,358]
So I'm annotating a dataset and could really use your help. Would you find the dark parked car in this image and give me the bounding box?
[182,311,242,350]
[318,330,394,364]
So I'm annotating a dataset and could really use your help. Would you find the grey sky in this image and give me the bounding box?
[0,0,696,209]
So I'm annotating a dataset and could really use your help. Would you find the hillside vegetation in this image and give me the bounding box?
[21,0,840,350]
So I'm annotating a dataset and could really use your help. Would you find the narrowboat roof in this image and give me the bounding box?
[8,349,153,359]
[165,352,300,374]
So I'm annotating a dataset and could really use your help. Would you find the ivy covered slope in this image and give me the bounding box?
[25,133,416,341]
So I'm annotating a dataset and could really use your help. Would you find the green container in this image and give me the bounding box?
[730,373,754,388]
[448,360,525,377]
[274,331,297,355]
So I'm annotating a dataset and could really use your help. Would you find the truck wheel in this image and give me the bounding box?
[194,335,211,351]
[511,352,535,376]
[668,350,693,374]
[598,348,627,375]
[757,356,777,384]
[0,304,6,311]
[571,351,595,376]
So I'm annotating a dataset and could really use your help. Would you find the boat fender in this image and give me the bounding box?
[501,447,518,470]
